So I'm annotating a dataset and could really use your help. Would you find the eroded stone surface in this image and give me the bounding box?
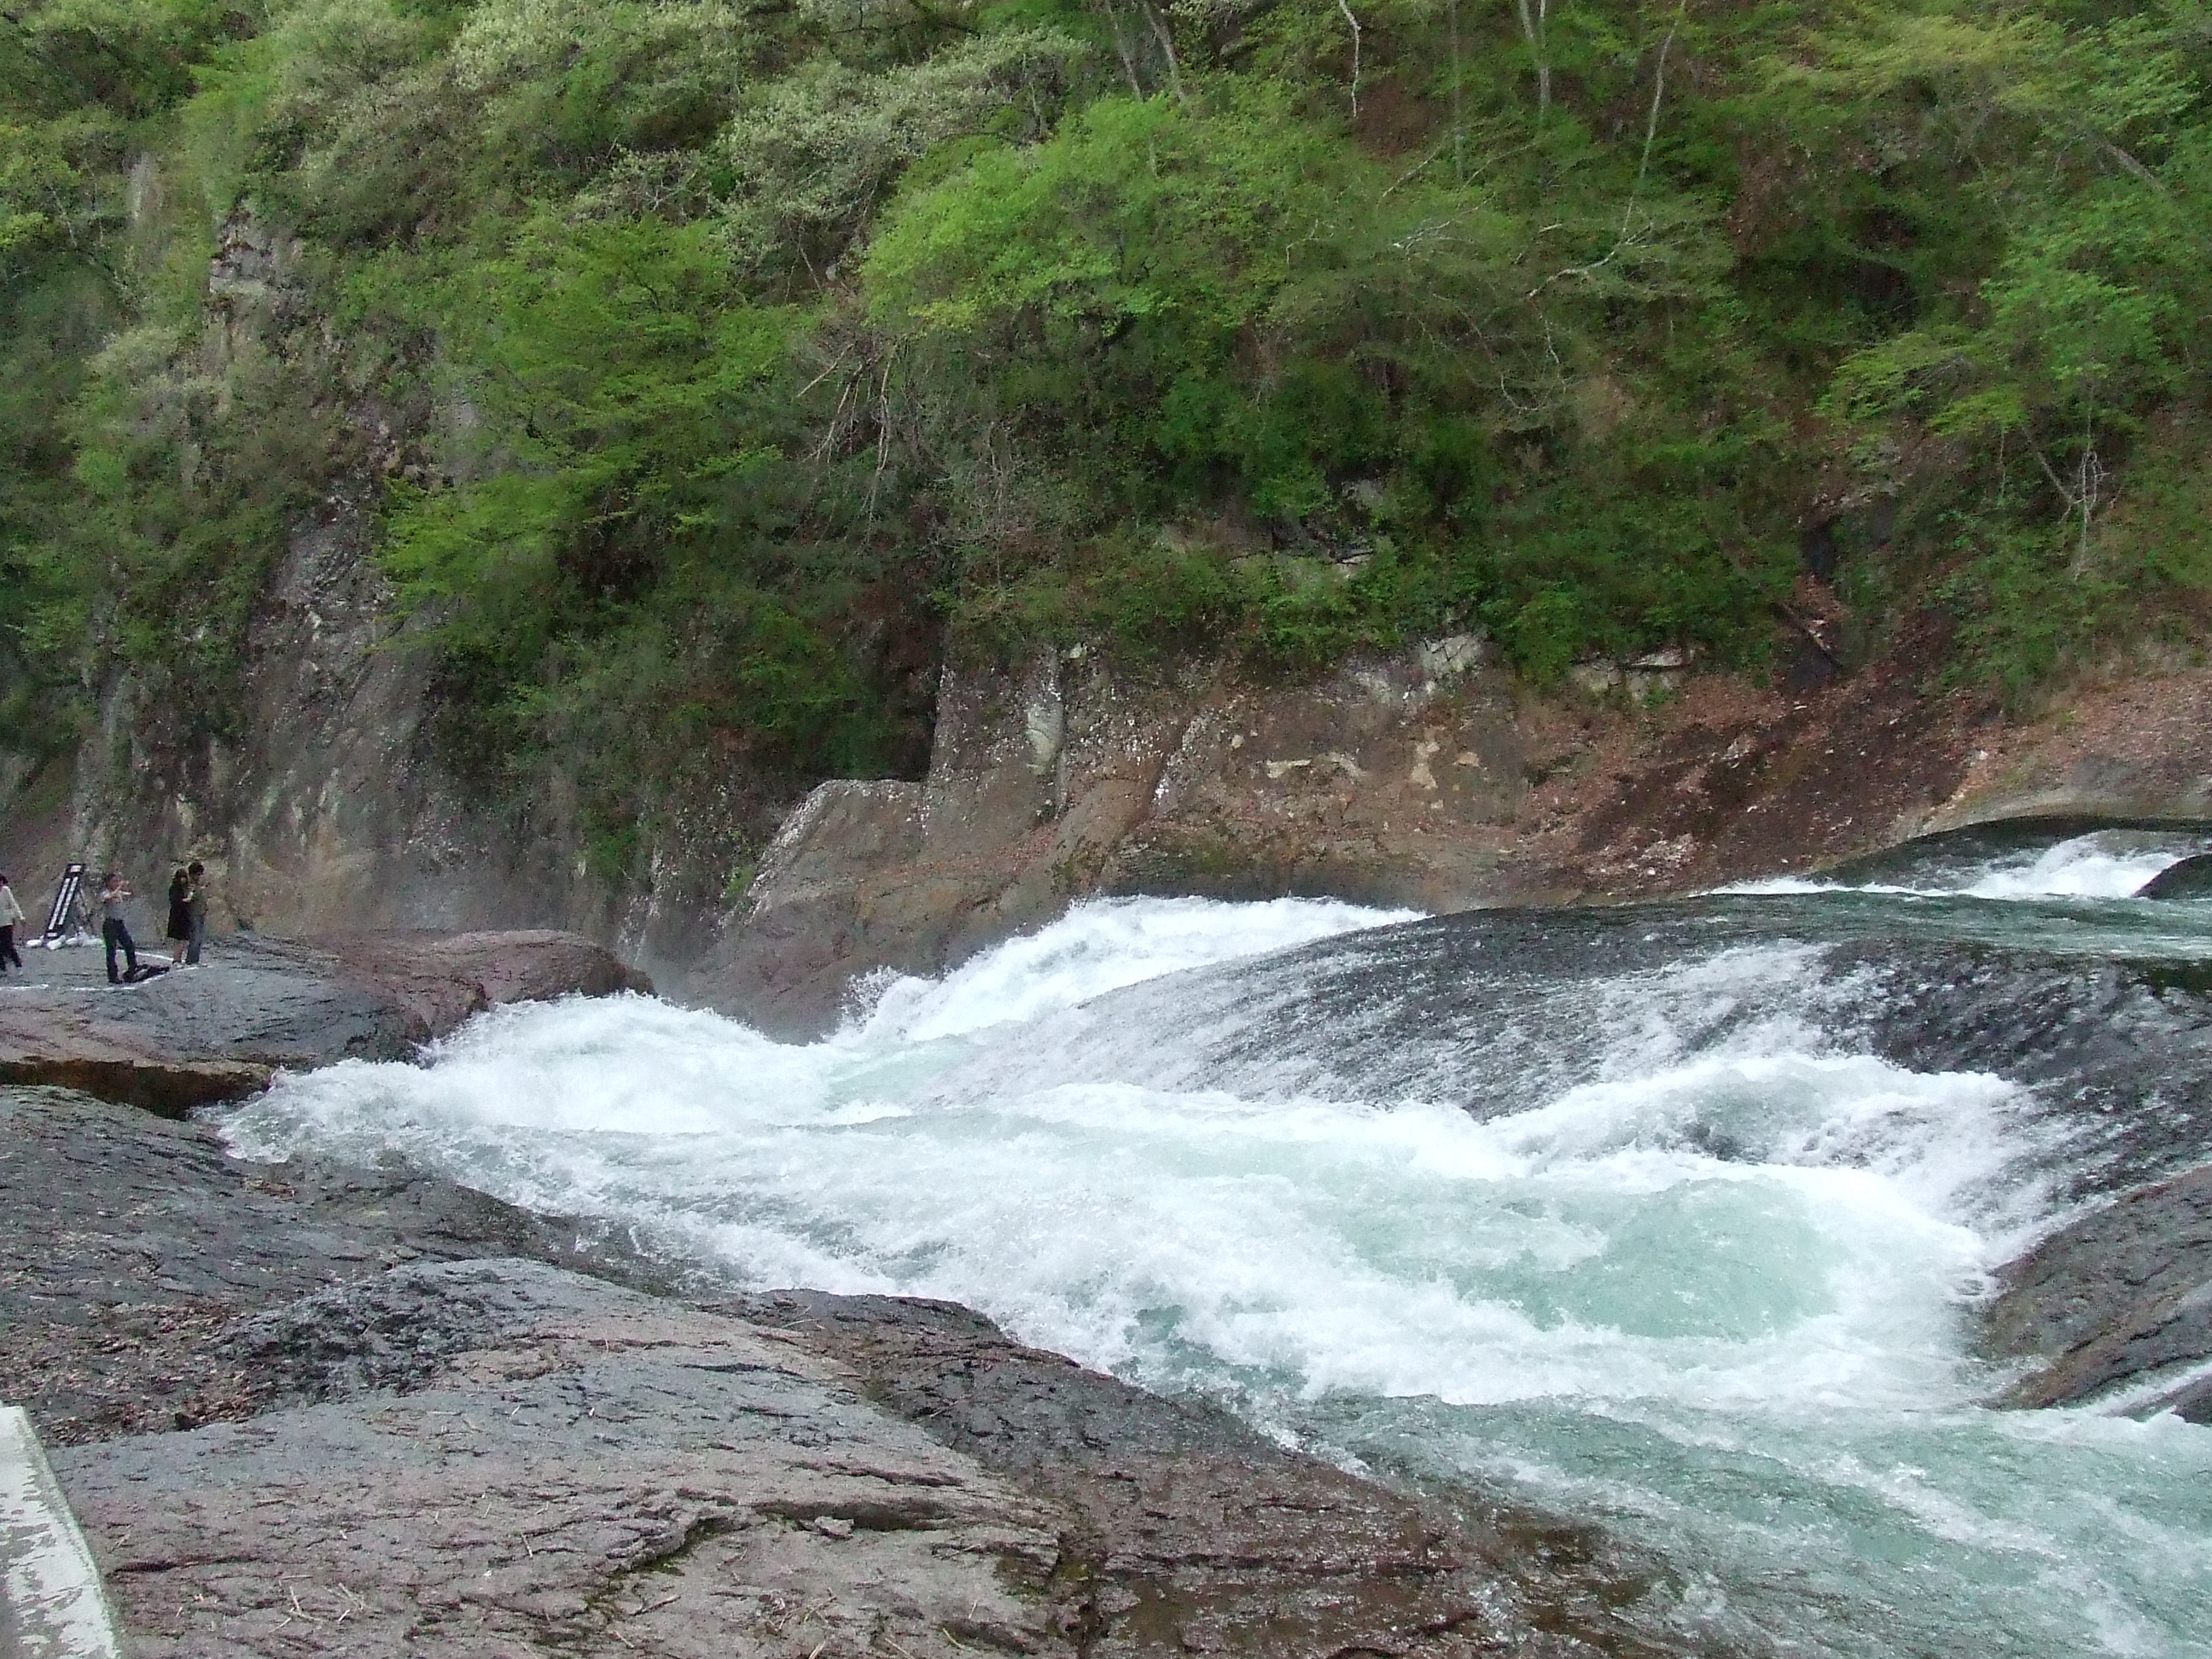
[50,1260,1691,1659]
[732,1292,1683,1659]
[697,640,1992,1037]
[0,929,647,1112]
[0,1087,669,1443]
[51,1261,1070,1659]
[1982,1165,2212,1421]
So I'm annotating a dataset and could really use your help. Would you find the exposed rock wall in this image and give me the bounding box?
[7,214,795,987]
[45,480,728,969]
[32,567,2212,1041]
[698,631,2212,1034]
[694,637,1930,1033]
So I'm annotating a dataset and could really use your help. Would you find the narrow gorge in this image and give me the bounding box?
[8,0,2212,1654]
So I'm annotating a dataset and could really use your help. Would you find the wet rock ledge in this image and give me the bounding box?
[0,928,650,1114]
[3,1080,1693,1657]
[1981,1165,2212,1423]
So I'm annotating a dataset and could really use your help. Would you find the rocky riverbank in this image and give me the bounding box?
[0,928,649,1113]
[8,1085,1696,1657]
[697,643,2212,1039]
[7,913,2209,1656]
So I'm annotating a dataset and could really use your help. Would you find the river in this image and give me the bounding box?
[219,825,2212,1656]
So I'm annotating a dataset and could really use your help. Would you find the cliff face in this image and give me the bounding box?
[14,218,2212,1004]
[36,492,793,981]
[26,509,2212,1036]
[4,219,791,983]
[699,629,2212,1035]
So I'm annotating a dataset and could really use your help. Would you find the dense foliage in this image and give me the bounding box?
[5,0,2211,841]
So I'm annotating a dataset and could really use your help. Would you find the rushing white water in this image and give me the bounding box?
[223,891,2212,1658]
[1723,830,2202,900]
[855,894,1420,1039]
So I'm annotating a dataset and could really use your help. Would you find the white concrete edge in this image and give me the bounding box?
[1,1405,124,1658]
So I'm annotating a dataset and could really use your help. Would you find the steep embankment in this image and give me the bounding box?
[702,637,2212,1034]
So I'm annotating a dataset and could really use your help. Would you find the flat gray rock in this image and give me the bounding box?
[734,1291,1676,1658]
[0,930,649,1113]
[51,1260,1068,1659]
[0,1087,669,1443]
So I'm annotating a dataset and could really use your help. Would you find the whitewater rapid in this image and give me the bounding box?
[221,841,2212,1657]
[1722,825,2205,900]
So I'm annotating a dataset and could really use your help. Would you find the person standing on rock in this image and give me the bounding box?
[185,861,207,966]
[166,868,192,965]
[0,874,23,971]
[99,870,139,985]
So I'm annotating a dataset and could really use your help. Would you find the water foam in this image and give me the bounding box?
[219,892,2212,1658]
[232,1022,1999,1409]
[853,894,1421,1040]
[1724,831,2200,901]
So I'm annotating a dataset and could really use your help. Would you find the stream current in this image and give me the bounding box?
[222,825,2212,1656]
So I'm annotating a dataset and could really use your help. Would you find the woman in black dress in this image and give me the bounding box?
[166,868,191,964]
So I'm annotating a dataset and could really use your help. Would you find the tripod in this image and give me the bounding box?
[39,862,96,947]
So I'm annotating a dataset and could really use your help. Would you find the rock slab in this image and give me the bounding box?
[0,930,648,1115]
[0,1087,666,1444]
[53,1260,1071,1659]
[734,1291,1680,1658]
[1982,1165,2212,1420]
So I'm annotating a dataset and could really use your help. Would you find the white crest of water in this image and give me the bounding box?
[853,894,1420,1040]
[1725,831,2199,900]
[1964,835,2194,899]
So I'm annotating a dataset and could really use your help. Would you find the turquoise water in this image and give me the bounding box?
[222,836,2212,1656]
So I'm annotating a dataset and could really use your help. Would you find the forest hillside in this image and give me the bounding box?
[4,0,2210,878]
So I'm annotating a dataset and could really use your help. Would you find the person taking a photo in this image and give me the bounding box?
[99,870,139,985]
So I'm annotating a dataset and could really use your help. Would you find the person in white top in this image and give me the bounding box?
[99,871,139,984]
[0,874,22,971]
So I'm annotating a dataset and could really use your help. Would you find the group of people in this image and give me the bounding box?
[96,864,209,984]
[0,861,213,982]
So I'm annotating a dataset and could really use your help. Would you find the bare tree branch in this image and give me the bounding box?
[1512,0,1550,120]
[1336,0,1362,119]
[1139,2,1184,103]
